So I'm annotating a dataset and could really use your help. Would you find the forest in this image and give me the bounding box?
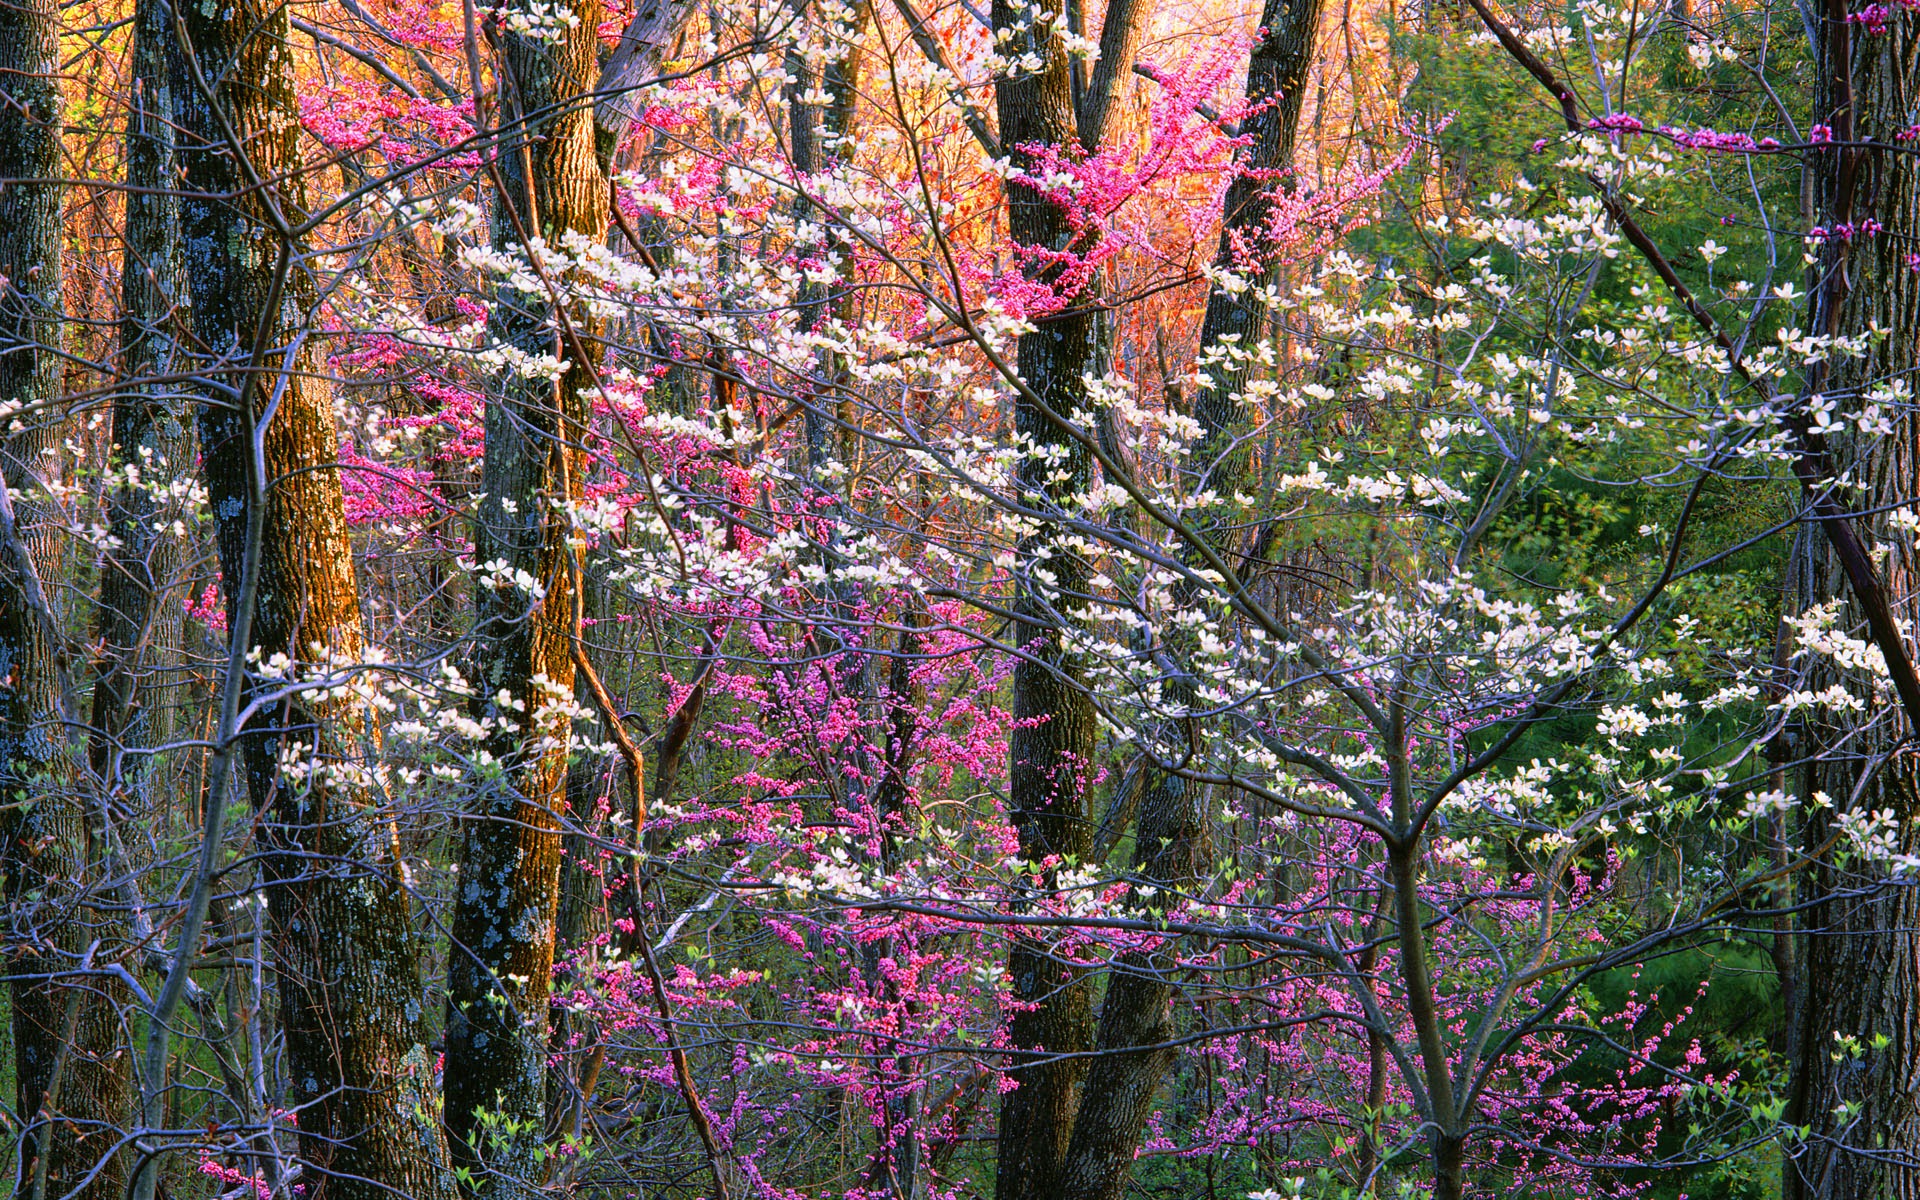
[0,0,1916,1193]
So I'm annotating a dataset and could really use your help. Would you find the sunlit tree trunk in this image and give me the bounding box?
[1054,6,1321,1199]
[595,0,702,160]
[545,666,618,1150]
[172,2,456,1195]
[444,0,607,1184]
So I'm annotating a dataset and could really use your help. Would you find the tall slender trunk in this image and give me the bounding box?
[172,2,455,1195]
[990,6,1100,1196]
[1787,9,1920,1199]
[1052,6,1321,1199]
[785,14,930,1197]
[0,2,130,1194]
[444,0,608,1184]
[858,627,927,1200]
[93,0,185,809]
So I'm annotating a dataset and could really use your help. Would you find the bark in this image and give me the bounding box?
[991,4,1101,1196]
[595,0,702,157]
[1787,10,1920,1199]
[0,2,132,1194]
[546,575,623,1151]
[1191,0,1319,459]
[93,0,186,796]
[171,1,455,1195]
[444,0,608,1185]
[1075,0,1145,150]
[1789,7,1920,1190]
[1050,6,1322,1199]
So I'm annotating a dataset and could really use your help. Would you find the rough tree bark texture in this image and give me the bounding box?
[91,0,184,789]
[444,0,608,1183]
[0,0,132,1192]
[991,5,1102,1198]
[1790,9,1920,1196]
[595,0,702,156]
[172,2,455,1195]
[1053,5,1321,1199]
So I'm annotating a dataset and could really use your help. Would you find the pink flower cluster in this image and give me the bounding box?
[1848,4,1893,32]
[1846,0,1919,32]
[197,1158,275,1200]
[184,580,226,636]
[299,80,478,172]
[1586,113,1645,135]
[1656,124,1782,152]
[1808,218,1883,242]
[1584,115,1794,154]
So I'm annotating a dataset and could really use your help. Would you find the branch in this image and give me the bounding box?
[886,0,1001,157]
[596,0,704,149]
[1461,0,1920,734]
[294,16,424,101]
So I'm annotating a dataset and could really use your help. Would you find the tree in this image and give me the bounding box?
[3,0,1909,1195]
[0,0,130,1191]
[444,0,609,1184]
[170,0,456,1193]
[1786,3,1920,1194]
[1053,4,1326,1199]
[988,3,1107,1195]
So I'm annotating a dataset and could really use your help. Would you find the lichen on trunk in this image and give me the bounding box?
[443,0,609,1186]
[172,1,456,1194]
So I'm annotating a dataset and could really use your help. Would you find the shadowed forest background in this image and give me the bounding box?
[0,0,1916,1195]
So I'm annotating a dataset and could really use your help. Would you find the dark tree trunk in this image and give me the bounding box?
[172,2,456,1195]
[1051,5,1322,1199]
[0,1,131,1194]
[444,0,608,1185]
[785,15,928,1198]
[991,5,1101,1196]
[91,0,186,792]
[1788,9,1920,1200]
[860,629,927,1200]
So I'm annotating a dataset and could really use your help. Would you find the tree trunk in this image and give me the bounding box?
[444,0,608,1184]
[172,2,456,1195]
[595,0,703,159]
[93,0,185,817]
[991,5,1101,1196]
[1051,6,1322,1199]
[1788,9,1920,1199]
[546,572,622,1153]
[0,2,132,1194]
